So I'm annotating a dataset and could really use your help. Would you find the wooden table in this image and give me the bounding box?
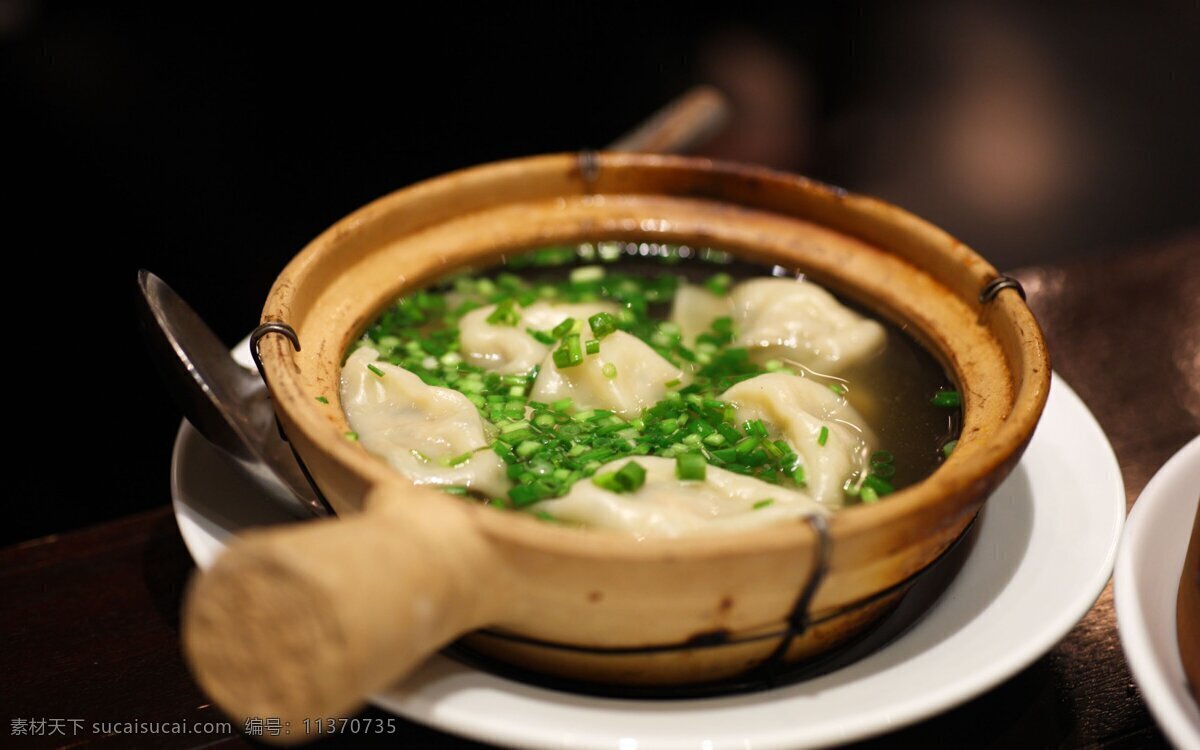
[4,237,1197,749]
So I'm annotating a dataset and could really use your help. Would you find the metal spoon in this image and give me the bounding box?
[137,270,327,518]
[140,88,730,518]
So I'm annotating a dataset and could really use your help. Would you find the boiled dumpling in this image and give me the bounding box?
[731,277,885,374]
[721,372,875,505]
[341,347,508,497]
[535,456,827,539]
[669,284,732,344]
[530,331,682,419]
[459,301,620,375]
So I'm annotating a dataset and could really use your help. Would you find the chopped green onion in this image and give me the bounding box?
[860,487,880,504]
[675,452,707,481]
[602,362,618,379]
[526,327,557,344]
[516,440,542,458]
[344,431,359,441]
[871,463,896,478]
[588,311,617,338]
[752,498,775,510]
[552,333,584,369]
[943,439,958,458]
[710,448,738,463]
[828,382,848,396]
[315,396,329,404]
[592,460,647,493]
[586,339,601,355]
[664,378,681,388]
[792,465,806,486]
[552,397,574,412]
[508,484,543,507]
[743,419,768,438]
[871,450,895,464]
[367,364,385,378]
[442,486,469,496]
[551,317,577,339]
[705,272,733,295]
[817,426,829,446]
[486,299,521,326]
[862,474,895,496]
[445,451,474,467]
[931,389,962,408]
[734,436,761,456]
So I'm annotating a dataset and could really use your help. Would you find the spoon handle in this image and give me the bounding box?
[608,85,730,154]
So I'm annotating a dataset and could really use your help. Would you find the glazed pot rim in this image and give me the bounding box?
[257,151,1050,562]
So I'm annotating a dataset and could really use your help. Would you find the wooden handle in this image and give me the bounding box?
[182,490,505,739]
[608,85,731,154]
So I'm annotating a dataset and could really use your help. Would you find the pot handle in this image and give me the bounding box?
[182,487,505,735]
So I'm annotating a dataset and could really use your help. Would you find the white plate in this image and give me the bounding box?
[1115,436,1200,750]
[173,372,1124,749]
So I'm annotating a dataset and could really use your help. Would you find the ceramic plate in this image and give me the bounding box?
[1114,435,1200,750]
[173,369,1124,749]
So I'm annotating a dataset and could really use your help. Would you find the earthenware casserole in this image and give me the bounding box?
[182,152,1050,731]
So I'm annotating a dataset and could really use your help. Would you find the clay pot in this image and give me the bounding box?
[183,153,1050,734]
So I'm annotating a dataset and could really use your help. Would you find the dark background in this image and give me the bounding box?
[4,2,1197,546]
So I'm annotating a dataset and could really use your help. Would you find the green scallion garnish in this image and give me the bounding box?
[862,474,894,496]
[817,426,829,446]
[752,498,775,510]
[705,272,733,295]
[526,327,557,345]
[486,298,521,326]
[551,317,577,339]
[552,333,584,369]
[602,362,618,379]
[593,460,647,493]
[931,389,962,408]
[344,431,359,441]
[588,311,617,338]
[367,364,385,377]
[315,396,329,404]
[675,452,707,481]
[943,439,958,458]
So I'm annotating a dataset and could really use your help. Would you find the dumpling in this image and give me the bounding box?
[535,456,827,539]
[731,277,886,374]
[669,284,732,344]
[340,347,508,497]
[721,373,875,505]
[530,331,682,419]
[459,300,620,375]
